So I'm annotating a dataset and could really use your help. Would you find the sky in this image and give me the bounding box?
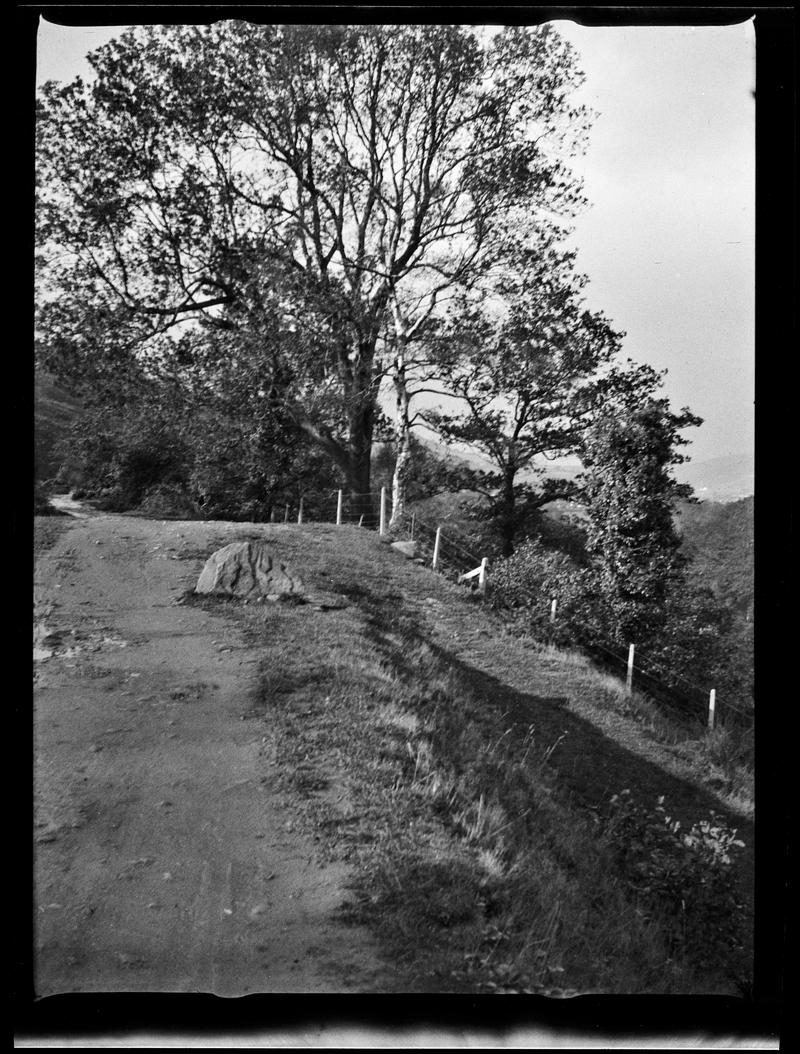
[35,16,755,469]
[552,20,755,468]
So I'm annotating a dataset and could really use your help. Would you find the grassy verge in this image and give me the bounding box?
[516,638,755,819]
[182,523,751,995]
[400,520,754,817]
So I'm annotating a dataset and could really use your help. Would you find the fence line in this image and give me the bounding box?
[271,487,752,731]
[390,503,752,731]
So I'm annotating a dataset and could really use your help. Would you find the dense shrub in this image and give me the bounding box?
[488,538,602,646]
[57,402,190,510]
[56,392,341,522]
[490,534,751,726]
[602,790,747,970]
[136,483,203,519]
[184,411,340,523]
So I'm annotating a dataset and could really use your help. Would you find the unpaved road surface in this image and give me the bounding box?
[33,509,386,995]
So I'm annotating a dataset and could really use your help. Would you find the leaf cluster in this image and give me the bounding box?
[603,791,747,969]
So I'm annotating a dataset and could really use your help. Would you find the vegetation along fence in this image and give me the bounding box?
[276,486,752,735]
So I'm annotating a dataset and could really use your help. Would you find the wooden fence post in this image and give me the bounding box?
[410,513,415,540]
[626,644,635,695]
[550,598,557,623]
[336,490,343,526]
[708,688,716,730]
[379,486,387,535]
[478,557,488,595]
[297,497,304,525]
[432,527,442,571]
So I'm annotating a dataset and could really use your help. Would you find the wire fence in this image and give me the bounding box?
[276,486,754,735]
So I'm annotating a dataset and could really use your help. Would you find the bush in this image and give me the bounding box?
[137,483,203,519]
[602,790,747,970]
[489,538,600,646]
[60,401,191,511]
[56,389,341,522]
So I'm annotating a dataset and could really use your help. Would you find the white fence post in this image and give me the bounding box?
[432,527,442,571]
[708,688,716,730]
[336,489,343,526]
[379,486,387,535]
[626,644,635,695]
[297,497,304,525]
[358,514,364,527]
[478,557,488,595]
[284,504,289,524]
[550,598,557,623]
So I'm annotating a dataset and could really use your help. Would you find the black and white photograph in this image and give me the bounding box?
[25,4,788,1047]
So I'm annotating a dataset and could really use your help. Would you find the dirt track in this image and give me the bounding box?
[33,508,386,995]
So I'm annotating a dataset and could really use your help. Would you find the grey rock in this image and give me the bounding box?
[195,541,304,600]
[391,540,419,559]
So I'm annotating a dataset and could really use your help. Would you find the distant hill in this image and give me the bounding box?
[676,495,754,620]
[674,452,754,503]
[34,371,83,481]
[426,436,754,503]
[414,429,583,483]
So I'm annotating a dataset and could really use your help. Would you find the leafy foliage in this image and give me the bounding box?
[678,498,754,614]
[423,250,623,553]
[36,23,595,501]
[491,528,743,721]
[56,381,340,521]
[603,791,747,970]
[56,397,190,511]
[34,372,84,482]
[372,436,455,505]
[580,390,702,647]
[489,537,595,644]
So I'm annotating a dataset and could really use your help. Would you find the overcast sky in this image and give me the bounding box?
[553,20,755,467]
[36,16,755,468]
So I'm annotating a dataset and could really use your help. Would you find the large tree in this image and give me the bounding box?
[422,242,623,554]
[36,22,591,512]
[579,386,702,647]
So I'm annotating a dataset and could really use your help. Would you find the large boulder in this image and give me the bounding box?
[195,541,304,600]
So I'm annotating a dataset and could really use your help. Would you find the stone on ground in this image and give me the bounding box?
[195,541,304,600]
[390,540,419,559]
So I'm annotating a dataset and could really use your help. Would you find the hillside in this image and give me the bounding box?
[34,371,83,481]
[676,496,754,620]
[34,507,754,997]
[415,430,755,505]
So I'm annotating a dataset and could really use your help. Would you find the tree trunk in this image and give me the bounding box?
[345,429,374,524]
[344,348,377,525]
[287,334,379,525]
[389,349,412,528]
[499,466,517,557]
[389,301,414,529]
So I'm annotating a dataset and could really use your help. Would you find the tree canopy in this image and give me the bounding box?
[36,22,592,508]
[422,239,623,553]
[580,391,702,646]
